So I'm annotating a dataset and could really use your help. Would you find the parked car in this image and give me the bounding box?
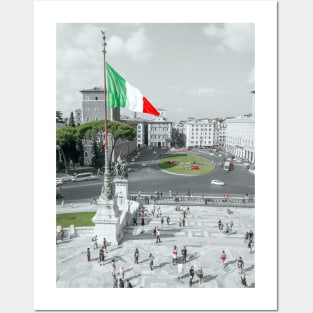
[210,179,225,186]
[56,179,63,186]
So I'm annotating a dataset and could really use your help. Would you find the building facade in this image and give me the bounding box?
[185,119,223,148]
[224,117,255,163]
[136,121,148,148]
[147,109,172,148]
[80,87,120,122]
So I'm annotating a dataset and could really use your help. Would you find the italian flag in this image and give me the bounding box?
[106,63,160,116]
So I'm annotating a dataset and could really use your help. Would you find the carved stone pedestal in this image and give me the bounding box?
[92,198,121,246]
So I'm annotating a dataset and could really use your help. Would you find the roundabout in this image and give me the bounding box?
[158,154,215,176]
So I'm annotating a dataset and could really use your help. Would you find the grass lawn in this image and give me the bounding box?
[56,212,95,228]
[158,154,215,175]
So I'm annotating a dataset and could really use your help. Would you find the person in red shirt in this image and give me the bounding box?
[220,250,227,266]
[172,246,178,265]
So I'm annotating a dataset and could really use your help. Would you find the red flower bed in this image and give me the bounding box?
[192,166,199,170]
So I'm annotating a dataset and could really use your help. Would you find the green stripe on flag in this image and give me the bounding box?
[106,63,127,108]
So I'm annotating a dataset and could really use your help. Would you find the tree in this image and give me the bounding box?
[68,111,75,128]
[56,126,79,168]
[77,139,84,166]
[107,120,136,167]
[77,120,136,168]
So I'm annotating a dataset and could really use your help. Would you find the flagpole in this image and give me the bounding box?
[101,30,112,200]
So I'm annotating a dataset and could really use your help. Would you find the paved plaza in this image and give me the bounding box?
[56,204,255,288]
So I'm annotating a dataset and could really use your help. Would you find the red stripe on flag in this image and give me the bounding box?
[142,97,160,116]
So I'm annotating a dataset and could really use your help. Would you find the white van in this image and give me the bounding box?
[71,172,97,182]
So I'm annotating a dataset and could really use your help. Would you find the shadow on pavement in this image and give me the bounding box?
[155,262,170,269]
[127,273,141,281]
[203,274,218,282]
[244,264,254,272]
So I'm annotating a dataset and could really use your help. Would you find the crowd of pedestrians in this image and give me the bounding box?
[80,204,254,288]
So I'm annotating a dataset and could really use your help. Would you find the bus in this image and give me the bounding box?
[71,172,98,182]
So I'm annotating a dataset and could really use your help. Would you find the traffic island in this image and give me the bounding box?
[158,154,215,175]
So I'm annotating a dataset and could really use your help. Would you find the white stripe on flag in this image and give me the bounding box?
[125,81,144,113]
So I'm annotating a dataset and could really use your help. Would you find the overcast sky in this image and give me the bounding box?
[57,23,254,122]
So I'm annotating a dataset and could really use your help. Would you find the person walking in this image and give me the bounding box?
[187,207,190,214]
[189,265,195,287]
[103,237,107,252]
[248,237,254,253]
[167,216,170,226]
[156,229,161,243]
[134,248,139,264]
[113,274,118,288]
[126,279,133,288]
[229,219,234,231]
[182,218,186,227]
[172,246,178,265]
[197,266,204,286]
[141,217,145,226]
[149,253,155,270]
[220,250,227,266]
[241,273,248,288]
[249,230,254,241]
[218,219,222,231]
[60,228,64,240]
[177,262,184,279]
[87,248,91,262]
[237,256,244,274]
[119,278,124,288]
[99,248,105,266]
[111,259,116,277]
[225,223,230,234]
[119,265,125,280]
[161,216,164,227]
[181,246,187,264]
[244,232,249,243]
[133,217,137,226]
[93,235,98,249]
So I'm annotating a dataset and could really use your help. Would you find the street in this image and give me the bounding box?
[56,148,254,204]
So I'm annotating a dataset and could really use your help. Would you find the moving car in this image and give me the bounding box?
[71,172,98,182]
[210,179,225,186]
